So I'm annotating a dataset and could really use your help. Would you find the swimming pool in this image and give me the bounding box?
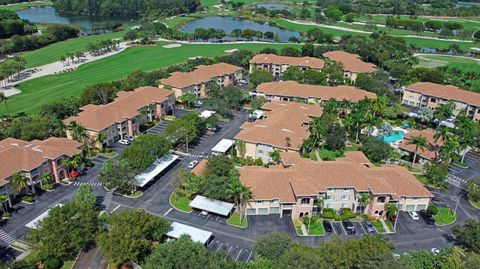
[381,131,405,143]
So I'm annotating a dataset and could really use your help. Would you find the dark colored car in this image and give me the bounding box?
[419,210,435,225]
[323,220,333,233]
[342,220,356,235]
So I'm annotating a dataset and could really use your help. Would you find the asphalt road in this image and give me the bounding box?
[1,108,480,265]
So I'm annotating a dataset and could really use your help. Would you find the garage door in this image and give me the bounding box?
[246,208,256,215]
[282,209,292,216]
[405,205,415,211]
[416,205,426,211]
[258,208,268,215]
[270,207,280,214]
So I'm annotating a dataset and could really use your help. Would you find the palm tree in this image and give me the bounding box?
[227,179,252,223]
[95,132,107,149]
[68,121,91,155]
[269,149,281,164]
[0,92,8,113]
[10,172,30,194]
[455,116,478,163]
[358,193,372,213]
[236,140,246,158]
[434,101,455,121]
[370,96,388,117]
[406,135,429,166]
[434,126,450,144]
[60,55,66,66]
[440,137,460,164]
[238,184,252,223]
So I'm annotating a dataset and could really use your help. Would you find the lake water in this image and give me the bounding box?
[256,4,287,10]
[181,16,300,42]
[16,6,132,31]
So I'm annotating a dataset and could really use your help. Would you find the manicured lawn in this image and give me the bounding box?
[385,219,395,232]
[21,30,127,68]
[0,1,51,11]
[305,220,325,235]
[319,148,344,160]
[61,260,74,269]
[274,18,368,36]
[415,174,429,185]
[372,220,386,233]
[5,42,301,116]
[416,55,480,71]
[434,208,456,226]
[469,198,480,209]
[170,192,192,212]
[227,212,248,228]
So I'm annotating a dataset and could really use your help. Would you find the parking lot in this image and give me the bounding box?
[207,238,254,262]
[191,209,228,224]
[448,151,480,188]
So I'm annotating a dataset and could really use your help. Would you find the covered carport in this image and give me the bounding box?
[166,222,213,246]
[211,139,234,155]
[189,195,234,217]
[131,154,179,189]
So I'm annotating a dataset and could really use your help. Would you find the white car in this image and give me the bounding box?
[431,248,440,255]
[408,211,419,220]
[118,139,132,145]
[188,160,199,169]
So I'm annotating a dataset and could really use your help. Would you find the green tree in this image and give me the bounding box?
[324,6,343,21]
[179,92,198,108]
[74,185,97,209]
[424,161,449,188]
[165,116,198,153]
[406,135,428,166]
[360,136,392,163]
[236,140,246,158]
[453,219,480,252]
[282,66,304,82]
[10,172,30,194]
[27,193,98,260]
[254,232,293,261]
[201,155,236,200]
[439,136,460,164]
[226,178,252,222]
[280,47,301,57]
[324,122,346,151]
[99,160,136,194]
[120,134,171,172]
[97,209,171,266]
[0,92,8,113]
[434,101,455,121]
[269,149,281,164]
[249,69,274,88]
[466,178,480,204]
[455,115,478,163]
[303,69,327,85]
[67,121,91,155]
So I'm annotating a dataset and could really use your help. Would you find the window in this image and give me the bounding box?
[406,205,415,211]
[327,189,335,193]
[258,208,268,215]
[300,198,310,204]
[256,201,263,205]
[341,203,347,208]
[326,195,333,201]
[412,197,419,201]
[430,98,436,103]
[272,199,279,203]
[341,195,349,201]
[270,207,280,214]
[343,188,349,192]
[326,204,332,208]
[377,196,386,203]
[416,205,426,211]
[246,208,256,215]
[258,150,263,154]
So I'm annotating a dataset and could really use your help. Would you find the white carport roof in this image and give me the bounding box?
[166,222,213,245]
[211,139,234,154]
[189,195,234,216]
[200,110,216,119]
[25,203,63,229]
[132,154,179,187]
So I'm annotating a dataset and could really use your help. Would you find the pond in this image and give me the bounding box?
[180,16,300,42]
[256,4,288,10]
[16,6,132,32]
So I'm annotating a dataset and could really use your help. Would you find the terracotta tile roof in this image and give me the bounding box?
[250,54,325,69]
[397,129,441,160]
[64,87,174,131]
[159,63,242,89]
[256,81,376,102]
[235,101,323,150]
[337,151,372,165]
[323,51,377,73]
[240,151,432,202]
[406,82,480,107]
[0,137,82,184]
[280,151,306,166]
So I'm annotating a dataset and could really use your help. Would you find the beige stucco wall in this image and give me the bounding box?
[323,188,357,211]
[402,90,422,107]
[399,197,430,212]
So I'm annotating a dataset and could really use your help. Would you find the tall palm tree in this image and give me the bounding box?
[237,184,252,223]
[227,179,252,223]
[0,92,8,113]
[434,126,450,144]
[440,137,460,164]
[434,101,455,121]
[11,172,30,194]
[95,132,107,149]
[455,116,478,163]
[236,140,246,158]
[370,96,388,117]
[406,135,429,166]
[68,121,91,155]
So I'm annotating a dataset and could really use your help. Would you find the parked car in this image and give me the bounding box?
[323,220,333,233]
[418,210,435,225]
[408,211,419,220]
[431,248,440,255]
[188,160,199,169]
[342,220,356,235]
[206,125,218,132]
[364,221,375,233]
[119,138,132,145]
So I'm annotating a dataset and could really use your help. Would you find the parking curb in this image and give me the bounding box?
[435,215,457,227]
[468,199,480,209]
[168,191,193,213]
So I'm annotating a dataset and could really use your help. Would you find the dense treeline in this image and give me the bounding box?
[0,10,35,38]
[316,0,480,17]
[0,0,36,4]
[51,0,201,17]
[0,24,79,56]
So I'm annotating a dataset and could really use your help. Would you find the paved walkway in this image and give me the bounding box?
[0,42,129,97]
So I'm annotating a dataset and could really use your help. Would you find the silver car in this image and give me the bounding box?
[364,221,375,233]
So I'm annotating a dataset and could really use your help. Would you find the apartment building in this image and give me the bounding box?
[234,101,323,163]
[323,51,377,82]
[240,151,432,218]
[252,80,377,104]
[159,63,243,98]
[0,137,82,204]
[402,82,480,121]
[64,86,175,148]
[249,54,325,78]
[397,129,442,163]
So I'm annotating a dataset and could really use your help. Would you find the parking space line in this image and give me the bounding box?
[207,240,214,248]
[215,216,220,221]
[163,208,172,216]
[246,250,253,262]
[340,222,347,235]
[216,242,223,252]
[235,248,243,261]
[228,245,233,254]
[331,223,338,235]
[359,222,367,234]
[111,205,121,213]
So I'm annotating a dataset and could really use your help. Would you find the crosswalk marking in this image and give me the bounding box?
[189,154,208,159]
[72,182,102,187]
[0,230,16,246]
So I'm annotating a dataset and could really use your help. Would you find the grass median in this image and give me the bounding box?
[434,208,456,226]
[170,192,192,212]
[227,212,248,228]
